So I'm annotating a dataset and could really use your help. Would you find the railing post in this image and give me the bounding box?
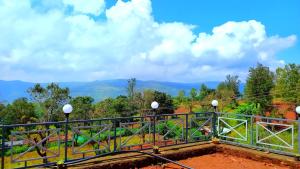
[1,126,5,169]
[212,111,217,137]
[153,115,156,146]
[64,115,69,162]
[185,114,189,144]
[250,116,254,145]
[298,118,300,154]
[113,119,117,152]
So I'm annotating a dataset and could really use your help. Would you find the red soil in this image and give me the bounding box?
[143,153,289,169]
[272,101,296,120]
[175,107,189,114]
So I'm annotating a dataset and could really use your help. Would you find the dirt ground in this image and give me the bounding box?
[143,153,289,169]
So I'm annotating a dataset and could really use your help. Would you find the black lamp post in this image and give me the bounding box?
[63,104,73,163]
[151,101,159,146]
[296,106,300,155]
[211,100,218,137]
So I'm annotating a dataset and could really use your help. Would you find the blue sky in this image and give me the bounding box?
[0,0,299,82]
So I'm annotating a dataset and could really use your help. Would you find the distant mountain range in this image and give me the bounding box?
[0,79,245,103]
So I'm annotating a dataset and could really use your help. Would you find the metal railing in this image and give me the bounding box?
[0,112,299,168]
[216,112,300,156]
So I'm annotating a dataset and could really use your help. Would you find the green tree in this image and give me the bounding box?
[190,88,197,102]
[224,75,240,97]
[216,75,240,109]
[188,88,198,112]
[153,91,174,114]
[94,98,115,118]
[94,96,132,118]
[0,103,6,123]
[199,84,214,101]
[215,87,236,111]
[28,83,71,122]
[70,96,94,120]
[127,78,137,111]
[1,98,37,124]
[245,63,275,113]
[113,96,131,117]
[273,64,300,104]
[177,90,187,103]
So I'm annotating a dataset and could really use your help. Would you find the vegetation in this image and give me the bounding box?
[244,63,275,113]
[273,64,300,104]
[0,63,299,125]
[1,63,300,168]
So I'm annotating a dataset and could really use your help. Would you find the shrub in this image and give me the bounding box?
[157,121,182,139]
[5,145,29,156]
[235,103,261,115]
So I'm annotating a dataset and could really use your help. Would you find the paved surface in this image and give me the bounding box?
[68,142,300,169]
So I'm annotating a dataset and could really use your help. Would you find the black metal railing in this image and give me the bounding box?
[0,112,299,169]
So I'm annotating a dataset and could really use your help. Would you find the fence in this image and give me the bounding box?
[0,112,299,169]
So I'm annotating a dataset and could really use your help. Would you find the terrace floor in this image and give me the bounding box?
[67,142,300,169]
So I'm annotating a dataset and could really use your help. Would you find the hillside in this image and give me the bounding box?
[0,79,244,103]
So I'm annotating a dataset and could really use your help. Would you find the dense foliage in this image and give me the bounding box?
[273,64,300,104]
[244,63,275,113]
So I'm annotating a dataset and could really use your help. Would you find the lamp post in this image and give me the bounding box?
[296,106,300,155]
[151,101,159,146]
[63,104,73,163]
[211,100,218,137]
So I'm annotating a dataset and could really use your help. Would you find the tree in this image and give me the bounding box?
[199,84,214,101]
[70,96,94,120]
[188,88,198,112]
[1,98,36,124]
[0,103,6,123]
[215,86,236,111]
[224,75,240,97]
[176,90,187,103]
[94,96,132,118]
[113,96,131,117]
[127,78,137,111]
[190,88,197,102]
[28,83,71,122]
[94,98,115,118]
[216,75,240,109]
[273,64,300,104]
[153,91,174,114]
[245,63,275,113]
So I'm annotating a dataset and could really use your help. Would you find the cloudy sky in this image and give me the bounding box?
[0,0,299,83]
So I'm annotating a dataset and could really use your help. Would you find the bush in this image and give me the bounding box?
[234,103,261,115]
[157,121,182,139]
[189,128,203,138]
[5,145,29,156]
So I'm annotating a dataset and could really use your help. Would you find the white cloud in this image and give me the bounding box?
[63,0,105,15]
[0,0,297,82]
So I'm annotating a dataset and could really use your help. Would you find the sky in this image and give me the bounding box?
[0,0,299,83]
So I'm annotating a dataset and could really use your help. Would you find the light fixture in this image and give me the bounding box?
[211,100,218,107]
[63,104,73,114]
[151,101,159,109]
[296,106,300,115]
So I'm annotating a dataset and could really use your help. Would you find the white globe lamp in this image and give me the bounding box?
[296,106,300,119]
[63,104,73,114]
[296,106,300,114]
[151,101,159,109]
[211,100,218,107]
